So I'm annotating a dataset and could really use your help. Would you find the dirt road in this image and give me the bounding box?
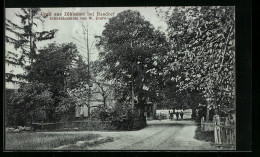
[88,120,216,150]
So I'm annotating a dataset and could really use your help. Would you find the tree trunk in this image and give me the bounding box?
[103,96,107,109]
[206,102,210,122]
[131,66,135,112]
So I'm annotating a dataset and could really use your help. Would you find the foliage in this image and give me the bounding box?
[156,6,235,111]
[5,89,17,126]
[106,103,137,130]
[26,43,89,121]
[97,10,170,109]
[7,82,54,126]
[5,8,57,83]
[5,9,88,124]
[90,102,135,130]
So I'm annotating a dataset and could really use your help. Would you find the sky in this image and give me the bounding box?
[5,7,169,88]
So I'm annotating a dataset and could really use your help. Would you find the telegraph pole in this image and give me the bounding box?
[82,23,91,118]
[131,40,135,112]
[86,26,91,118]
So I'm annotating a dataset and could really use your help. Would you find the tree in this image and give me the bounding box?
[157,6,235,121]
[97,10,169,117]
[90,60,115,109]
[8,82,54,125]
[72,21,97,117]
[5,8,57,84]
[27,43,89,121]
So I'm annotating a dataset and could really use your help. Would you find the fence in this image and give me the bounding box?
[31,120,114,131]
[73,120,115,131]
[31,122,64,131]
[201,117,214,131]
[219,125,236,145]
[31,118,147,131]
[213,115,236,146]
[201,115,236,146]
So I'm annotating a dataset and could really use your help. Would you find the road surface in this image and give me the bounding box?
[87,119,217,150]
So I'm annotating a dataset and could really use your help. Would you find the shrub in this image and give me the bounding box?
[91,107,109,121]
[90,103,147,130]
[105,103,138,130]
[6,82,54,126]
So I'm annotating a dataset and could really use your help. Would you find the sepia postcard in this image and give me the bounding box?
[4,6,238,151]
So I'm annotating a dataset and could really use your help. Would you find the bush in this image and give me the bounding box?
[105,103,138,130]
[6,82,54,126]
[90,107,108,121]
[91,103,147,130]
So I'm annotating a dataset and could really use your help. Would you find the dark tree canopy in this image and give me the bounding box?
[24,43,88,121]
[97,10,170,107]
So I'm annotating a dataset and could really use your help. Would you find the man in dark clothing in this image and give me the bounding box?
[170,112,173,120]
[209,108,215,121]
[180,111,184,120]
[176,112,179,120]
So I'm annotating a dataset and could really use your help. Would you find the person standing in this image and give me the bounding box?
[170,112,173,121]
[176,112,179,120]
[180,111,184,120]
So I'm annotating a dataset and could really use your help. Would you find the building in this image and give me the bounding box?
[75,82,116,118]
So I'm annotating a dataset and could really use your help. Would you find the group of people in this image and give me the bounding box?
[169,111,184,120]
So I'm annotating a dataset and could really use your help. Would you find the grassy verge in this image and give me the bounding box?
[5,132,100,150]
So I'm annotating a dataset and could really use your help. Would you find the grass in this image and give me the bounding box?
[5,132,101,150]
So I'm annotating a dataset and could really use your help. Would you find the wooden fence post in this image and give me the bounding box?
[201,117,204,131]
[224,117,229,144]
[213,114,221,144]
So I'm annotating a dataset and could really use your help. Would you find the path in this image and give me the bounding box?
[55,119,216,150]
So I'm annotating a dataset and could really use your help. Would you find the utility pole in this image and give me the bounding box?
[82,23,91,118]
[86,26,91,118]
[131,40,135,112]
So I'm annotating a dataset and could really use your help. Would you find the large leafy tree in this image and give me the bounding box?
[157,6,235,121]
[27,43,89,121]
[97,10,170,115]
[5,8,57,83]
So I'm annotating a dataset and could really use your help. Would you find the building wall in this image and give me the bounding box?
[75,82,116,117]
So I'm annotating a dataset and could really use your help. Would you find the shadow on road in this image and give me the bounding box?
[147,123,192,127]
[193,126,214,143]
[147,119,199,127]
